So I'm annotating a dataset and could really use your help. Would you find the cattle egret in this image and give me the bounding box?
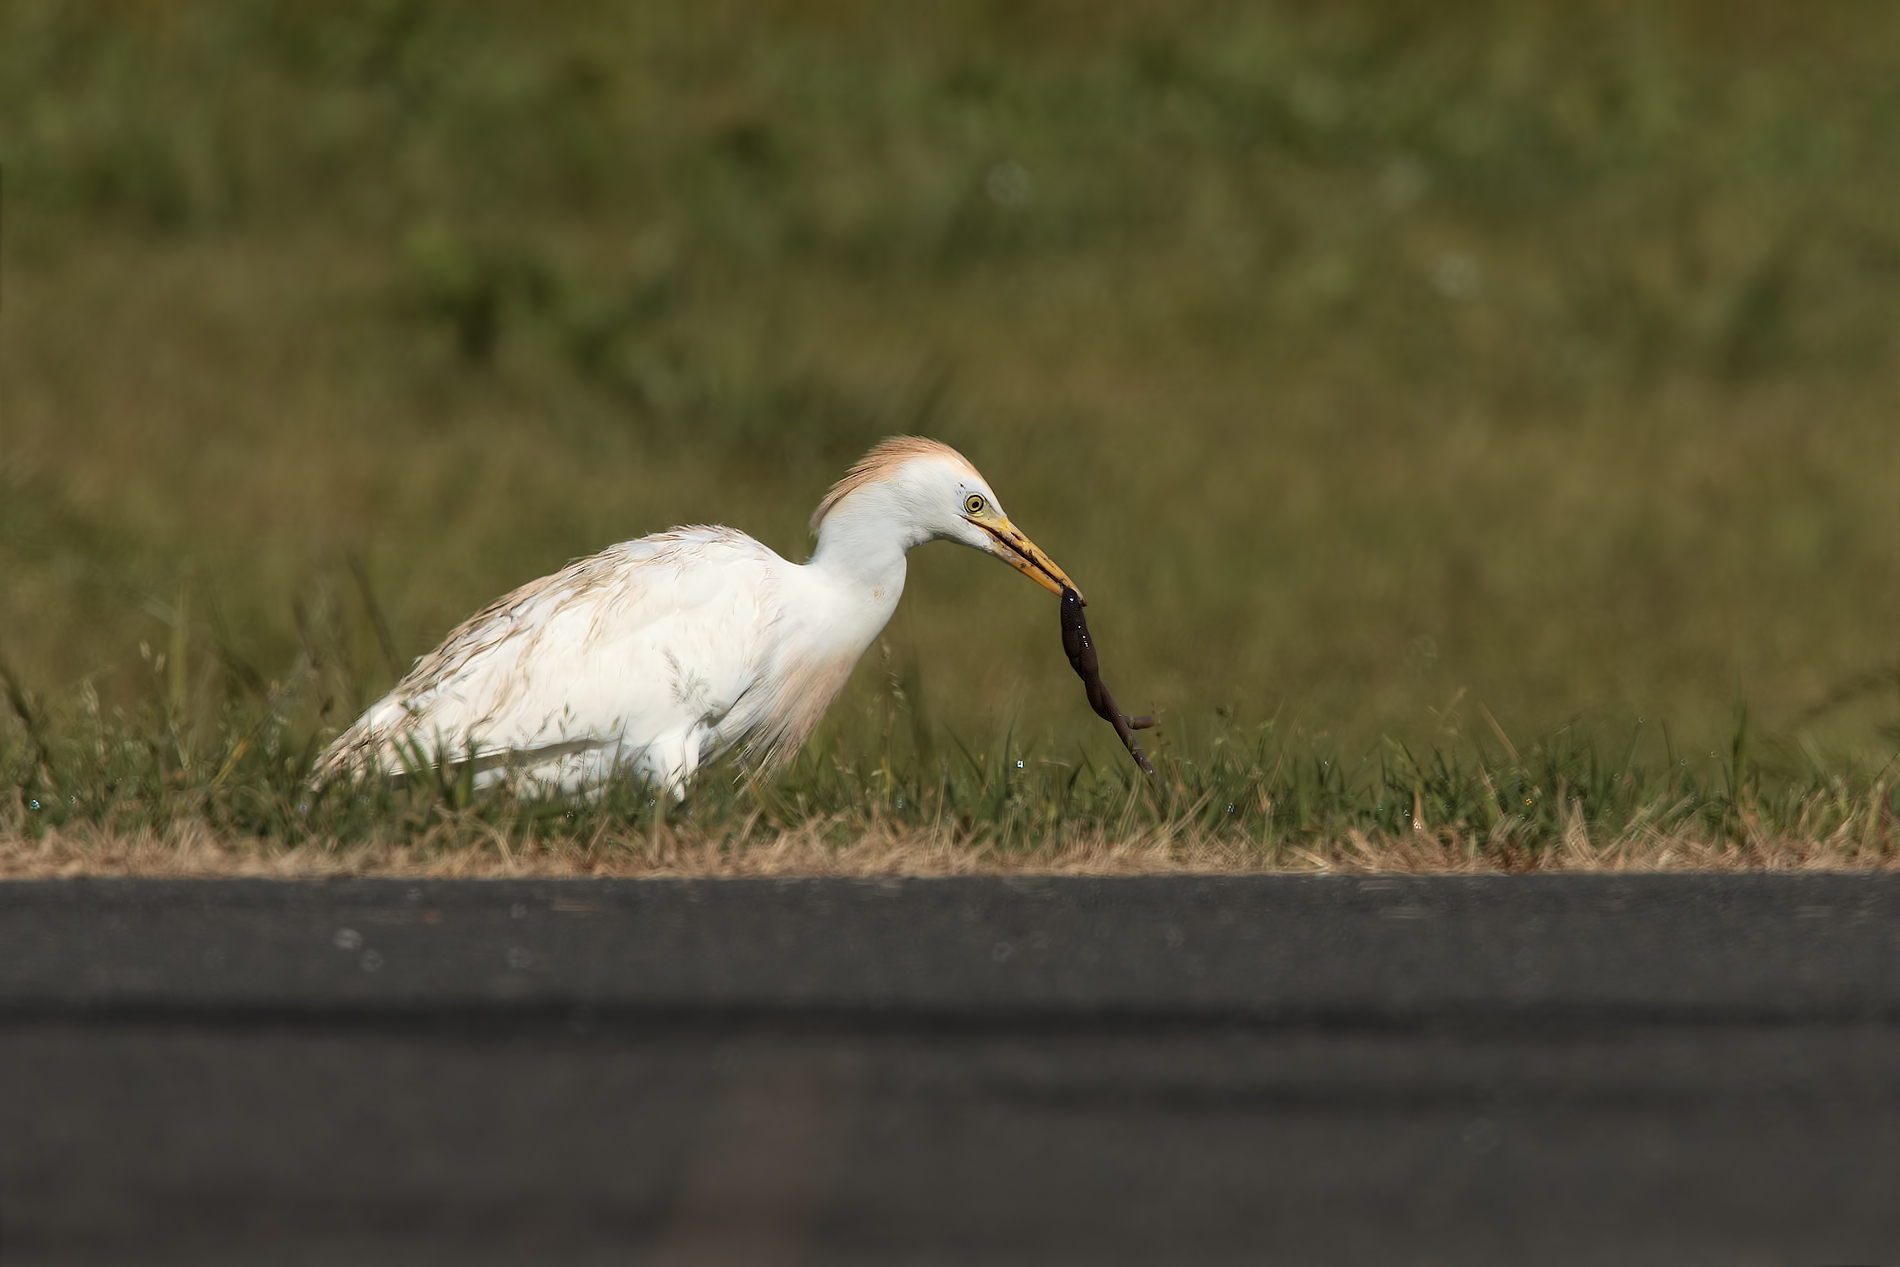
[316,437,1078,794]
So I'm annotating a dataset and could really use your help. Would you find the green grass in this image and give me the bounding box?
[4,664,1897,873]
[2,0,1899,869]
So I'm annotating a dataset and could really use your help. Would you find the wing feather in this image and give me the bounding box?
[315,527,789,785]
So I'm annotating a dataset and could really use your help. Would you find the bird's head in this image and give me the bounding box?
[812,436,1082,601]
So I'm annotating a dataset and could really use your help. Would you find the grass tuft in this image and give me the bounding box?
[2,656,1895,876]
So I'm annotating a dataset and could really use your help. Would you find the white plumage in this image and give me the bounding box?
[316,437,1078,795]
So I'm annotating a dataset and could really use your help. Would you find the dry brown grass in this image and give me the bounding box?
[4,818,1893,880]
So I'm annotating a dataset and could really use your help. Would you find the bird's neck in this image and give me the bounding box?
[804,501,918,600]
[805,524,908,596]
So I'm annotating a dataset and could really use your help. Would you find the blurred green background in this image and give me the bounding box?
[3,0,1898,768]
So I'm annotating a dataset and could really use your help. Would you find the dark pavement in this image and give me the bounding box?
[1,874,1897,1265]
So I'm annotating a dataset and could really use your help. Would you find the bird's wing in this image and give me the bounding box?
[316,527,787,781]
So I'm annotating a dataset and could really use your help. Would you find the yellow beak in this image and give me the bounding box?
[978,516,1083,603]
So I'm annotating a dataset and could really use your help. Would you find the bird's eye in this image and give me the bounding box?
[964,493,986,516]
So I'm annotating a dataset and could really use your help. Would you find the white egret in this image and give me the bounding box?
[315,437,1079,794]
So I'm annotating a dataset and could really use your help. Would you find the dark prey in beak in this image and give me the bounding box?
[1059,588,1157,779]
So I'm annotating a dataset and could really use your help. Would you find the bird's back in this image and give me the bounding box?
[315,526,825,793]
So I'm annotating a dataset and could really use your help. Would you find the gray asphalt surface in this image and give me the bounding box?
[1,875,1897,1265]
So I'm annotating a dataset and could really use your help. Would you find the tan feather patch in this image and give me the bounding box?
[740,648,860,773]
[810,436,979,534]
